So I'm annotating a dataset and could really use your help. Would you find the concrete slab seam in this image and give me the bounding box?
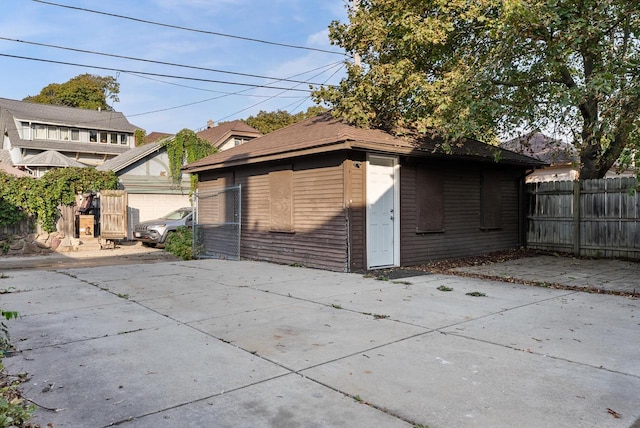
[102,372,295,427]
[441,331,640,380]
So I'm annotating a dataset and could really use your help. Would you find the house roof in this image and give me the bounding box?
[97,140,166,173]
[184,113,546,173]
[196,120,262,149]
[145,132,173,145]
[0,162,32,177]
[12,139,131,155]
[17,150,87,168]
[501,132,578,165]
[0,97,140,132]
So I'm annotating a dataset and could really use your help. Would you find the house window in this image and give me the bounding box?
[269,170,294,232]
[21,122,30,139]
[47,126,58,140]
[416,168,445,233]
[34,125,46,140]
[60,127,69,141]
[71,129,80,141]
[234,138,245,147]
[480,170,503,230]
[89,130,98,142]
[119,134,129,145]
[99,132,108,143]
[110,133,118,144]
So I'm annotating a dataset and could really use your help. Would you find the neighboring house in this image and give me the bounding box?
[196,120,261,151]
[184,113,544,272]
[0,149,30,177]
[0,161,31,177]
[501,132,634,182]
[144,131,173,145]
[0,97,140,177]
[97,139,191,239]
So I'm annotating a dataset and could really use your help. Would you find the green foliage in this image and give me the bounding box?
[242,106,327,134]
[23,73,120,111]
[0,199,25,229]
[316,1,640,179]
[164,226,197,260]
[0,311,18,353]
[163,129,217,192]
[0,378,34,428]
[134,129,147,147]
[0,168,118,232]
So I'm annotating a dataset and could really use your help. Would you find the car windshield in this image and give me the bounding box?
[162,209,191,220]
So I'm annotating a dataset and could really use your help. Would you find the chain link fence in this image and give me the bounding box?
[193,185,241,260]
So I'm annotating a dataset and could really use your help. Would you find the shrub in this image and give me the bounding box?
[164,226,197,260]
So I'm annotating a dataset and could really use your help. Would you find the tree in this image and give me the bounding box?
[23,73,120,111]
[314,1,640,179]
[242,106,327,134]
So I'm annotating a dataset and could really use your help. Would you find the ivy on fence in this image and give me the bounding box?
[0,168,118,232]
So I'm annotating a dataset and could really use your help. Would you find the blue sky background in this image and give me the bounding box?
[0,0,350,133]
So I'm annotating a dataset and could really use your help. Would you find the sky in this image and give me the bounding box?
[0,0,350,134]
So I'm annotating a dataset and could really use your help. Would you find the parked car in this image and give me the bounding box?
[133,207,193,247]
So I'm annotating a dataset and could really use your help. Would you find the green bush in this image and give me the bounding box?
[0,309,33,427]
[164,226,196,260]
[0,168,118,232]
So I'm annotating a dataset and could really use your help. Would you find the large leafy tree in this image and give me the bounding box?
[23,73,120,111]
[242,106,327,134]
[314,1,640,179]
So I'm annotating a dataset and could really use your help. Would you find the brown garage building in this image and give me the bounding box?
[183,113,544,272]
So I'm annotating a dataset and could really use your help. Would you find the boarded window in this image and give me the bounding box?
[416,168,445,232]
[269,170,294,232]
[480,171,502,229]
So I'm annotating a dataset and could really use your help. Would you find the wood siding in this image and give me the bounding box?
[345,158,366,272]
[400,163,521,265]
[196,174,240,259]
[199,154,349,271]
[198,154,526,272]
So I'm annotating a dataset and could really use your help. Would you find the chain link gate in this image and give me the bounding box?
[193,185,241,260]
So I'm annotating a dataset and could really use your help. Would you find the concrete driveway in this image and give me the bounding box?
[0,257,638,427]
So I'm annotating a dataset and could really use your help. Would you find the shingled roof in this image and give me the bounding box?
[184,113,545,173]
[17,150,87,168]
[501,132,577,165]
[196,120,262,149]
[0,97,140,132]
[97,140,167,173]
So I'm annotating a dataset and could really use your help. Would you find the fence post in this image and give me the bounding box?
[573,180,581,256]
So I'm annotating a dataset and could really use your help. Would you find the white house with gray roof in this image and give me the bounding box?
[0,97,140,177]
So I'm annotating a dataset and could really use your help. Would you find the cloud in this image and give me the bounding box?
[307,29,332,48]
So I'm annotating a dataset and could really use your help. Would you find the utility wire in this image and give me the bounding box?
[33,0,346,56]
[0,37,334,87]
[129,73,307,98]
[216,61,343,122]
[127,61,344,121]
[0,53,313,92]
[125,60,344,96]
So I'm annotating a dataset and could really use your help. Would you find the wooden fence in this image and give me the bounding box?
[527,178,640,259]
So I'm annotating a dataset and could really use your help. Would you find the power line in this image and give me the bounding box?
[0,53,314,92]
[128,73,308,98]
[126,62,344,122]
[0,37,334,87]
[125,61,344,96]
[33,0,346,56]
[216,61,343,122]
